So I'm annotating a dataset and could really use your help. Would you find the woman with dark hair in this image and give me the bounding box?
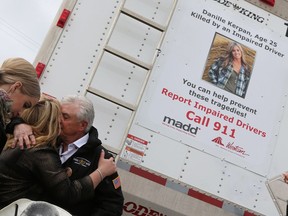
[208,41,251,98]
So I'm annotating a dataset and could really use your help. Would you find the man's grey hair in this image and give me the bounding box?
[61,95,94,133]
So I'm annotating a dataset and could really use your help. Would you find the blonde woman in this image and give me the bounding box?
[0,99,116,210]
[208,42,251,98]
[0,57,41,151]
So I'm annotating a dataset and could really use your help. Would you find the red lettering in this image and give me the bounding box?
[123,202,137,213]
[133,205,148,216]
[123,202,166,216]
[161,88,192,106]
[148,209,160,216]
[186,111,195,120]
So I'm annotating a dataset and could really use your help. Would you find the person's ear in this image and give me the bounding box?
[79,120,88,132]
[8,81,23,93]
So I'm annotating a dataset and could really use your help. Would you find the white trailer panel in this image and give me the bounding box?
[35,0,288,215]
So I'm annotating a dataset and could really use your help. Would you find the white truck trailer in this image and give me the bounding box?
[34,0,288,215]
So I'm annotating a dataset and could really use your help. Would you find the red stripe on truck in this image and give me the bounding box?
[188,188,223,208]
[130,166,167,186]
[243,211,257,216]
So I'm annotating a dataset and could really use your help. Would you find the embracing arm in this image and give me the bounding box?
[90,149,124,216]
[32,148,116,206]
[89,150,117,188]
[6,117,35,149]
[5,117,25,134]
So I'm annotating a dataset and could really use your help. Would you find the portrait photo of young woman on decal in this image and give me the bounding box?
[202,33,256,99]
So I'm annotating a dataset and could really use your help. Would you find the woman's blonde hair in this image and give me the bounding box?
[222,42,248,70]
[6,99,61,148]
[0,57,41,99]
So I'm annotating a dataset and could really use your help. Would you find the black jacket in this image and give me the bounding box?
[0,145,94,209]
[59,127,124,216]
